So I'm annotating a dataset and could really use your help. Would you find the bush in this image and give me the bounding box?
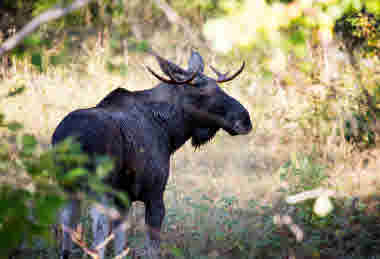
[0,112,121,257]
[335,8,380,56]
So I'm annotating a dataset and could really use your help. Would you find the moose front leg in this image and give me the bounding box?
[144,197,165,258]
[60,198,81,259]
[90,196,111,259]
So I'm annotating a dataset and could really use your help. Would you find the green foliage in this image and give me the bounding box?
[279,152,328,194]
[0,112,124,257]
[0,124,65,256]
[31,53,43,72]
[106,61,128,77]
[127,39,150,53]
[172,0,243,22]
[202,0,380,58]
[266,0,294,4]
[342,111,376,147]
[7,85,26,97]
[335,8,380,56]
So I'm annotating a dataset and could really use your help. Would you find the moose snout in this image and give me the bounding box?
[231,118,252,135]
[225,110,252,136]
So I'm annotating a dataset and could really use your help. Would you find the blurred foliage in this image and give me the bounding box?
[0,89,123,257]
[171,0,244,23]
[202,0,380,150]
[203,0,380,55]
[335,7,380,56]
[0,122,119,257]
[279,152,328,194]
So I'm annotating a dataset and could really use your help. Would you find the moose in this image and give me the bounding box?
[52,50,252,259]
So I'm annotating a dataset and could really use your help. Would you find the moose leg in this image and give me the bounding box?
[90,196,111,259]
[60,198,81,259]
[144,197,165,259]
[112,215,129,256]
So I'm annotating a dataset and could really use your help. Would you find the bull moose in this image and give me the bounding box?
[52,50,252,259]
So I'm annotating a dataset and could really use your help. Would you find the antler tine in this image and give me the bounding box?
[146,66,174,84]
[211,61,245,83]
[210,65,230,80]
[146,49,200,85]
[146,66,199,85]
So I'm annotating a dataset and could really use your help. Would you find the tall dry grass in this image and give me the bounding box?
[2,28,380,258]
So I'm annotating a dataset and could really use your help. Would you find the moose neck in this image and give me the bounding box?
[136,84,202,154]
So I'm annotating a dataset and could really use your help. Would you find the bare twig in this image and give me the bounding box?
[273,214,304,242]
[62,224,100,259]
[114,248,130,259]
[285,188,335,204]
[0,0,94,57]
[151,0,194,40]
[62,218,131,259]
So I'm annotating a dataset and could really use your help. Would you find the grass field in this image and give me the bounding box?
[2,29,380,258]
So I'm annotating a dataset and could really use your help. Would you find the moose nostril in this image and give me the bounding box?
[233,120,244,131]
[233,118,252,134]
[235,120,243,129]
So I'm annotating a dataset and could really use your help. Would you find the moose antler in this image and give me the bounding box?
[146,66,198,85]
[210,61,245,83]
[146,49,200,85]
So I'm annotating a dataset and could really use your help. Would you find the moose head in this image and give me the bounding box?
[146,50,252,149]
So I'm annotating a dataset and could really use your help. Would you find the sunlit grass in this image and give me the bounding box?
[2,30,380,258]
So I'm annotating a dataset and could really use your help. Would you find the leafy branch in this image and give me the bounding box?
[0,0,94,57]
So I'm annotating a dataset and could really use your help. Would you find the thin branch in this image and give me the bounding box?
[62,224,100,259]
[285,188,335,204]
[151,0,194,40]
[62,219,131,259]
[273,214,304,242]
[151,0,182,25]
[114,248,130,259]
[0,0,94,57]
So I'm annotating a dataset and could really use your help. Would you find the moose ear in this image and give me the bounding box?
[188,50,204,73]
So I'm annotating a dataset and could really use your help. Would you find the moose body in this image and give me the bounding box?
[53,51,252,259]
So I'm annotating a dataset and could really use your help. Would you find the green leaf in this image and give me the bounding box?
[110,38,121,50]
[119,63,128,77]
[22,134,37,155]
[7,85,26,97]
[6,122,23,131]
[136,40,150,52]
[290,30,306,45]
[170,246,184,257]
[128,40,150,52]
[24,160,42,176]
[96,156,114,178]
[50,55,64,66]
[112,2,124,17]
[22,134,37,147]
[0,113,4,126]
[63,167,88,184]
[31,53,43,72]
[34,194,64,225]
[23,34,42,47]
[366,0,380,15]
[106,61,116,72]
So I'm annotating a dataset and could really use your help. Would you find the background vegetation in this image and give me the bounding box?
[1,0,380,258]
